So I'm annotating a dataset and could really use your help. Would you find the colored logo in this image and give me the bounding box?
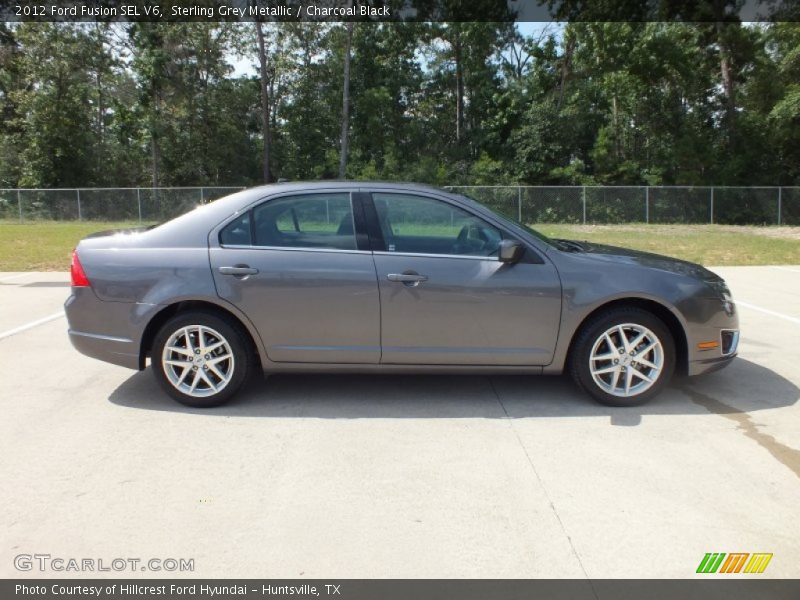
[696,553,772,574]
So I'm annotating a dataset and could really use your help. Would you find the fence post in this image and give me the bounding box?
[200,187,205,204]
[77,189,82,221]
[710,187,714,224]
[17,189,23,223]
[137,188,142,224]
[777,187,782,226]
[517,186,522,223]
[582,186,587,224]
[645,186,650,224]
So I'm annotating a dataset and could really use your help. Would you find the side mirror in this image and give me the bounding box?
[498,239,524,263]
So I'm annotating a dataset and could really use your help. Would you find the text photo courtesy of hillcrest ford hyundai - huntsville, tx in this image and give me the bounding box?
[2,1,800,599]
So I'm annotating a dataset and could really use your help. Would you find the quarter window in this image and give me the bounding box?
[219,212,251,246]
[372,193,502,257]
[251,193,357,251]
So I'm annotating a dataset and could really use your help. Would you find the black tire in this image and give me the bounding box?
[569,307,675,407]
[151,310,252,408]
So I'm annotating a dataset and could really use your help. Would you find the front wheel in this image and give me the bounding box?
[152,311,251,408]
[569,308,675,407]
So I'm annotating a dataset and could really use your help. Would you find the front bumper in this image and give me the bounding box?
[688,352,737,376]
[685,297,739,376]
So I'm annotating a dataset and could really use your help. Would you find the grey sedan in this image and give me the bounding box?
[65,182,739,408]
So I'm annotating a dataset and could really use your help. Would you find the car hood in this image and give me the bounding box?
[563,240,722,281]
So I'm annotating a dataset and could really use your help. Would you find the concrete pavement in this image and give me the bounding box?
[0,267,798,578]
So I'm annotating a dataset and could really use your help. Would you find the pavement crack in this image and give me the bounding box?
[487,377,598,597]
[680,384,800,480]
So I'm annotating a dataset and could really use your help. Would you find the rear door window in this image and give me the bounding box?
[252,193,357,251]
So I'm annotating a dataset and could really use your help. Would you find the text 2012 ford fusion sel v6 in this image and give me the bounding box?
[65,182,738,408]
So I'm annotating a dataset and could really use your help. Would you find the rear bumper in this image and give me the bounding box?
[64,287,141,370]
[68,329,139,370]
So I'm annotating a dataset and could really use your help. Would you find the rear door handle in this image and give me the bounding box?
[387,273,428,286]
[218,265,259,277]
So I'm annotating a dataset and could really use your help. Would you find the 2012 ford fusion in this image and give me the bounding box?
[65,182,738,408]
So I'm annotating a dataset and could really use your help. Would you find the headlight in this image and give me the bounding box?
[722,298,734,315]
[705,279,735,315]
[705,279,732,299]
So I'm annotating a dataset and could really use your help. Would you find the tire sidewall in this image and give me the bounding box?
[152,311,250,408]
[572,308,676,407]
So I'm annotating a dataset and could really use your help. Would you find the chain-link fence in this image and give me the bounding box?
[448,186,800,226]
[0,187,245,223]
[0,185,797,225]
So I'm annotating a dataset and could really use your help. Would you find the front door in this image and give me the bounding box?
[368,192,561,365]
[210,191,380,364]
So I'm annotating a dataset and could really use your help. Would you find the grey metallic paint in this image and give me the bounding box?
[210,246,382,364]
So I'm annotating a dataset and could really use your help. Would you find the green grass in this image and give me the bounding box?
[535,224,800,266]
[1,220,798,271]
[0,220,149,271]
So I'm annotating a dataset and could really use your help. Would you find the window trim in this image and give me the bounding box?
[372,250,500,262]
[218,244,372,255]
[212,187,546,265]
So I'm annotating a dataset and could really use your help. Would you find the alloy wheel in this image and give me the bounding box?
[161,325,235,398]
[589,323,664,397]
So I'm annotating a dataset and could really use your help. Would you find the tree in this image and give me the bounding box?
[0,23,22,187]
[11,24,99,187]
[1,20,798,191]
[255,21,271,183]
[339,19,354,179]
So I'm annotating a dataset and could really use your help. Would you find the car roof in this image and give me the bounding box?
[244,180,452,196]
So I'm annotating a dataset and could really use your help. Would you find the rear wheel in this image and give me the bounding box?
[569,308,675,407]
[152,311,251,408]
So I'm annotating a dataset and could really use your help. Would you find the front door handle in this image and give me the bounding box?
[219,265,259,277]
[387,273,428,286]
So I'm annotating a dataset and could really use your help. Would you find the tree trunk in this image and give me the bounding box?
[94,25,105,141]
[94,26,105,181]
[150,86,160,189]
[256,21,271,183]
[454,28,464,142]
[339,20,354,179]
[557,32,575,110]
[612,94,620,160]
[719,50,736,131]
[714,21,737,137]
[150,125,159,189]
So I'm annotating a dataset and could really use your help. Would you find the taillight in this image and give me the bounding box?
[70,249,90,287]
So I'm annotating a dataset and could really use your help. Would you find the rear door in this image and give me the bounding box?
[210,190,380,364]
[366,191,562,366]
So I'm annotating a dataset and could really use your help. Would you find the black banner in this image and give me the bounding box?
[1,0,799,22]
[4,580,800,600]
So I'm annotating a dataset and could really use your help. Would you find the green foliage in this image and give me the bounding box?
[0,21,798,190]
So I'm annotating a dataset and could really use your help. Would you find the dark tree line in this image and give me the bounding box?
[0,20,798,189]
